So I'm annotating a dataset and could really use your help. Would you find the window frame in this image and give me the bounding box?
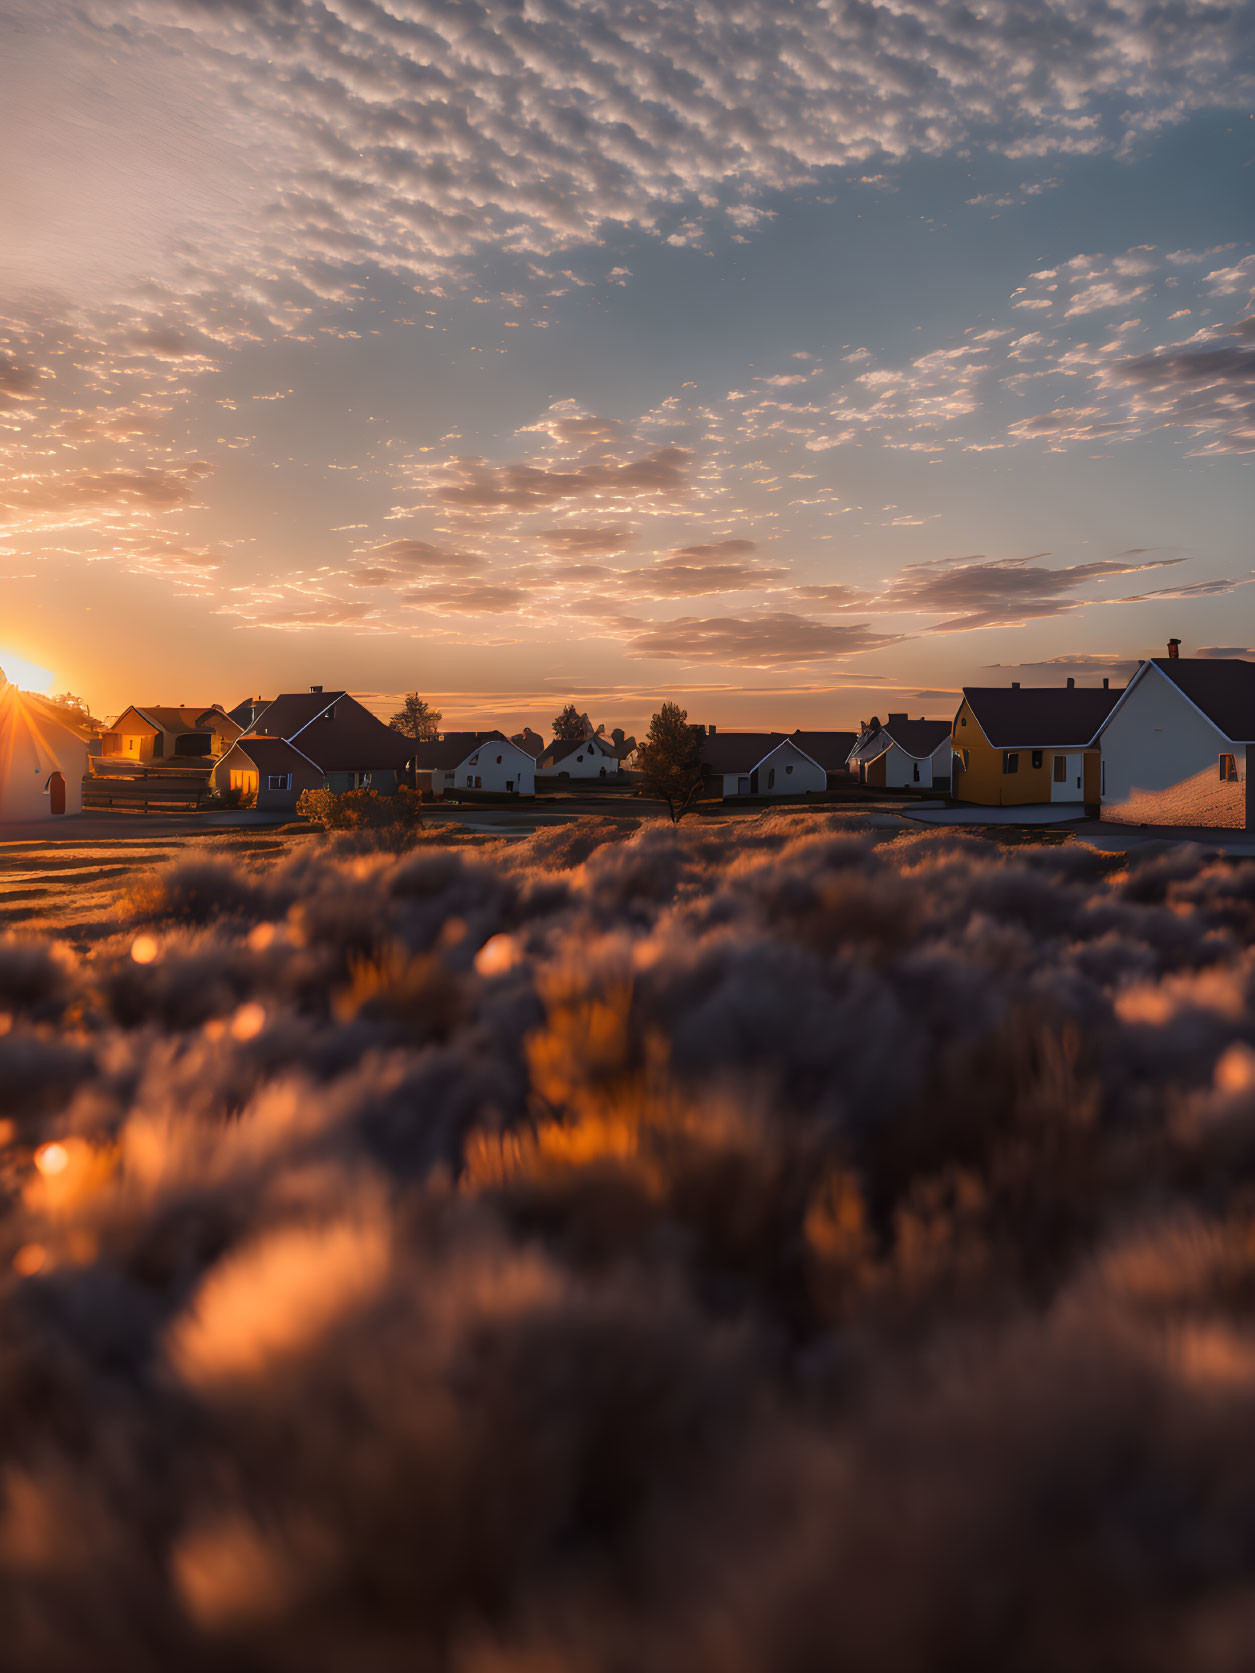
[1003,751,1019,775]
[1220,753,1238,783]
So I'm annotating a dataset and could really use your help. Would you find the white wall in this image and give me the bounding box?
[537,739,616,778]
[0,687,88,821]
[724,741,827,796]
[445,742,535,795]
[1101,666,1247,829]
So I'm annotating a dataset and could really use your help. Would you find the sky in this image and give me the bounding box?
[0,0,1252,735]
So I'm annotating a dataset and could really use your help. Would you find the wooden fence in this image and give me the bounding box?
[81,775,214,814]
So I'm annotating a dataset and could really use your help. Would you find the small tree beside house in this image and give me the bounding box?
[637,701,705,823]
[389,693,443,741]
[552,704,588,742]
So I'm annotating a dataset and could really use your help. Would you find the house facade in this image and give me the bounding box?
[101,705,242,763]
[849,716,953,790]
[212,738,324,812]
[536,734,619,778]
[789,731,857,789]
[1097,655,1254,830]
[952,684,1118,807]
[243,688,412,793]
[0,674,92,821]
[699,730,827,799]
[413,732,536,797]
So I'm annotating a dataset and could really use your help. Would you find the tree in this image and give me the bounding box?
[636,701,705,823]
[389,693,442,740]
[552,703,587,741]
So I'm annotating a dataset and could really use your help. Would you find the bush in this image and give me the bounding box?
[206,784,255,811]
[297,786,423,831]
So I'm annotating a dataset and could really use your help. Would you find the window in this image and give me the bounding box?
[469,753,479,766]
[1053,755,1067,783]
[1220,754,1238,783]
[785,763,793,774]
[496,755,503,764]
[465,774,474,786]
[1031,751,1043,771]
[267,773,292,791]
[960,715,967,726]
[506,780,514,792]
[1003,751,1019,775]
[576,754,584,763]
[912,762,920,783]
[475,775,482,789]
[768,767,776,789]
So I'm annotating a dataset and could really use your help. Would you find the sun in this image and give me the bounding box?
[0,648,55,695]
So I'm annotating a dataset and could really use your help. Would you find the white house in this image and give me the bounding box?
[699,730,827,799]
[847,715,953,790]
[536,733,619,779]
[1096,651,1254,830]
[0,672,91,821]
[413,731,536,797]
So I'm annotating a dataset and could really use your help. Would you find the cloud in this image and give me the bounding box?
[400,583,526,614]
[625,612,900,666]
[0,461,213,523]
[535,526,636,555]
[791,584,876,612]
[878,553,1187,631]
[1108,321,1255,453]
[982,653,1140,681]
[1197,646,1255,659]
[617,539,789,599]
[432,448,694,512]
[355,539,481,578]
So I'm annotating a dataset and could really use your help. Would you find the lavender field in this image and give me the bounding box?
[4,811,1255,1671]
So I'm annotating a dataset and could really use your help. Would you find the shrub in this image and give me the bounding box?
[206,784,255,811]
[297,786,423,831]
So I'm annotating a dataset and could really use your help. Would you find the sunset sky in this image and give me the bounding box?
[1,0,1251,733]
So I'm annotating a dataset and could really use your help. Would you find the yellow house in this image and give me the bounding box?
[101,705,242,764]
[952,682,1121,808]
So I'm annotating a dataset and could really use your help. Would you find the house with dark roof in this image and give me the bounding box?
[788,730,858,788]
[536,733,620,779]
[1096,648,1254,829]
[412,732,535,797]
[212,737,325,812]
[849,714,954,791]
[101,705,242,764]
[698,729,827,799]
[952,682,1119,807]
[243,688,412,793]
[228,696,273,732]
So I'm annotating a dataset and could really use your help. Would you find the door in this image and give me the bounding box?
[1051,753,1083,802]
[47,772,65,815]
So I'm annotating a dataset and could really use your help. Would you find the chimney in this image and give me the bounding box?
[708,723,716,736]
[888,712,907,724]
[1066,677,1075,689]
[1167,638,1181,661]
[1103,678,1109,689]
[1011,681,1020,690]
[310,684,323,693]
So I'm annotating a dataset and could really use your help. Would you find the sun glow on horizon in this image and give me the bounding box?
[0,649,55,695]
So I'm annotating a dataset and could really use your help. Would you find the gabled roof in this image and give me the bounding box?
[229,697,273,729]
[790,729,858,771]
[412,730,518,770]
[224,737,323,778]
[244,692,412,772]
[1146,657,1255,742]
[881,718,954,758]
[961,687,1119,749]
[111,705,233,734]
[538,734,616,768]
[699,731,797,774]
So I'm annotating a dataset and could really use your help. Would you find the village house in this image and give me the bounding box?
[951,681,1119,807]
[412,732,536,797]
[241,688,412,792]
[1096,647,1254,830]
[699,729,828,799]
[228,696,272,731]
[536,733,620,779]
[100,705,242,764]
[848,715,953,790]
[211,737,324,812]
[788,730,858,789]
[0,672,93,821]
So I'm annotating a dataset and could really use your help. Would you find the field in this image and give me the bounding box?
[2,806,1255,1670]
